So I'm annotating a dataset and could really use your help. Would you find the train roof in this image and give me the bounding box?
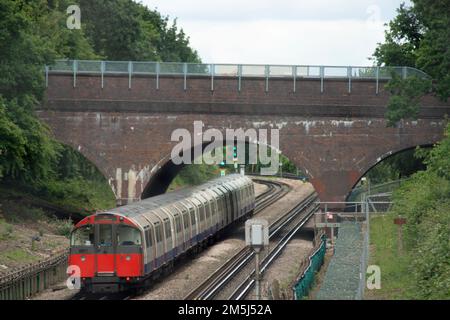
[106,174,252,218]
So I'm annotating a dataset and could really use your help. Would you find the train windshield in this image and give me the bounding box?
[71,225,94,246]
[117,225,142,246]
[98,224,113,246]
[70,222,142,247]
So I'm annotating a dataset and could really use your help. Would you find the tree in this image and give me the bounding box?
[77,0,200,62]
[373,1,450,126]
[384,74,432,126]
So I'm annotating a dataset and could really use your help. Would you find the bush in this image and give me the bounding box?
[387,123,450,299]
[54,218,74,238]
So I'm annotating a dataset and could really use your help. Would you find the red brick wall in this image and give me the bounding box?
[38,73,450,205]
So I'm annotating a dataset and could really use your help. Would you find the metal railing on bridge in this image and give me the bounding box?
[347,178,409,203]
[45,60,429,94]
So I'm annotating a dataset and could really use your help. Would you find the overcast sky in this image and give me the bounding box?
[140,0,410,66]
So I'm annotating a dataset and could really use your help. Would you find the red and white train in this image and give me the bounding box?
[68,174,255,293]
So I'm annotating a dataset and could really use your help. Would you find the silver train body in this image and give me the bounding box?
[109,174,255,278]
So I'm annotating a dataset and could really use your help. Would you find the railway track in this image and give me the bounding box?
[71,292,132,300]
[252,178,291,212]
[184,191,318,300]
[68,178,288,301]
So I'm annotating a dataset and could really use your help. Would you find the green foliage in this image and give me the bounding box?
[384,74,432,126]
[372,3,422,67]
[0,221,14,240]
[373,0,450,126]
[0,200,47,223]
[369,215,416,299]
[0,0,200,217]
[77,0,200,62]
[3,248,36,263]
[366,148,428,184]
[0,99,27,179]
[419,123,450,180]
[384,123,450,299]
[34,178,116,213]
[168,164,219,191]
[54,218,73,237]
[244,150,304,177]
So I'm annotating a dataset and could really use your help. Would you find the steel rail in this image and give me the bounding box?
[230,202,319,300]
[184,190,317,300]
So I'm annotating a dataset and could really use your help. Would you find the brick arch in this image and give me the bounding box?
[141,138,312,199]
[37,111,448,205]
[52,141,111,184]
[345,143,434,198]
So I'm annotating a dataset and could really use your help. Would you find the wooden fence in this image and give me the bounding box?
[0,249,69,300]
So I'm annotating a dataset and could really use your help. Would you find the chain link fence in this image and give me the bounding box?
[315,196,393,300]
[292,233,327,300]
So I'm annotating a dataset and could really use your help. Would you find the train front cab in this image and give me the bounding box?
[69,213,144,293]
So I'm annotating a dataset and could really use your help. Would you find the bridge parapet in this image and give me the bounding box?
[46,60,429,95]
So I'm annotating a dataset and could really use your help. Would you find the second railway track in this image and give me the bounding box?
[184,186,318,300]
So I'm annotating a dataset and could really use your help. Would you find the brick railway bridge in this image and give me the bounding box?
[38,60,450,205]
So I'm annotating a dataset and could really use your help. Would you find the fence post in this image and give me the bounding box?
[101,61,105,89]
[347,66,352,93]
[156,62,160,90]
[238,64,242,92]
[320,66,324,93]
[73,60,77,88]
[211,64,214,92]
[376,66,379,95]
[265,65,269,93]
[183,63,187,91]
[128,61,132,89]
[292,66,297,93]
[45,65,49,88]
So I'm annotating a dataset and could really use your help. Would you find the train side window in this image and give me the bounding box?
[189,209,196,226]
[182,211,189,229]
[199,204,205,221]
[212,199,218,221]
[117,225,142,246]
[155,223,162,243]
[148,227,154,246]
[71,225,94,246]
[174,214,182,233]
[145,229,150,247]
[164,219,171,238]
[205,202,211,219]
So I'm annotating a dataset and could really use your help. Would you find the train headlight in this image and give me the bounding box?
[125,255,131,261]
[81,256,86,262]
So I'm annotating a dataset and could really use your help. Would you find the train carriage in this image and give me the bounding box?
[68,174,255,293]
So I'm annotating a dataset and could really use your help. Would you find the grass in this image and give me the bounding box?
[0,219,15,240]
[1,248,37,264]
[367,214,416,299]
